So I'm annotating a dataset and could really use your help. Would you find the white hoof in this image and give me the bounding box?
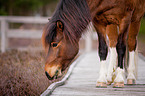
[114,67,125,83]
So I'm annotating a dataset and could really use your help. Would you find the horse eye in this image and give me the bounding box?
[51,42,58,47]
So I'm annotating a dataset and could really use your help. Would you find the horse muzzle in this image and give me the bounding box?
[45,65,62,80]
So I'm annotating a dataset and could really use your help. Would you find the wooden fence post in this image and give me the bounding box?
[1,19,8,53]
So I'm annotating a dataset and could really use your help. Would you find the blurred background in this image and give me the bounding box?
[0,0,145,95]
[0,0,58,51]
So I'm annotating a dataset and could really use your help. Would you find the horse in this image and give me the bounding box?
[42,0,145,88]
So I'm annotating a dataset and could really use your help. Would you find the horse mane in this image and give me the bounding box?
[42,0,91,48]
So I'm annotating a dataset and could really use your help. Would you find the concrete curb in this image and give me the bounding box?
[40,54,85,96]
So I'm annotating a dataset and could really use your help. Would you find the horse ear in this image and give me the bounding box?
[56,20,64,32]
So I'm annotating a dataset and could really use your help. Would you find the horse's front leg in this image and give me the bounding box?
[106,25,118,85]
[127,21,140,85]
[114,12,133,87]
[93,22,108,87]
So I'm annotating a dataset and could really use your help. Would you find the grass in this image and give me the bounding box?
[138,17,145,56]
[0,50,49,95]
[139,17,145,35]
[138,17,145,43]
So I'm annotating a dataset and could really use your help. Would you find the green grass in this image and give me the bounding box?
[138,18,145,43]
[139,17,145,35]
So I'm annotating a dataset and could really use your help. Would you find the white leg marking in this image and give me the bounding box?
[114,67,125,83]
[107,48,117,82]
[127,51,136,80]
[97,60,107,83]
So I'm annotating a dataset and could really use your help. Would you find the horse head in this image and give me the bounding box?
[42,20,79,80]
[41,0,91,80]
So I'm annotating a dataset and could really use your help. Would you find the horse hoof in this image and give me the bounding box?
[113,82,124,88]
[96,82,107,88]
[107,81,112,85]
[127,79,136,85]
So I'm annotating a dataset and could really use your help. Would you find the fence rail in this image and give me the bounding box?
[0,16,97,53]
[0,16,50,52]
[0,16,50,23]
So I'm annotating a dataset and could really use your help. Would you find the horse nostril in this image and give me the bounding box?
[45,71,54,80]
[54,70,59,79]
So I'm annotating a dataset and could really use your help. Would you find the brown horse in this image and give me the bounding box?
[42,0,145,87]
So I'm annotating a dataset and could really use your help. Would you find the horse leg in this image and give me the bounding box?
[114,12,133,87]
[106,24,118,85]
[127,21,140,85]
[93,22,108,87]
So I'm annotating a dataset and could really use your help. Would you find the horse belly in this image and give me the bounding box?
[95,14,120,25]
[106,15,120,25]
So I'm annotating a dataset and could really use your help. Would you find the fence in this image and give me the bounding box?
[0,16,97,53]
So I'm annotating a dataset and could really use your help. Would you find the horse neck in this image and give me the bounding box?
[86,0,102,17]
[53,0,91,45]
